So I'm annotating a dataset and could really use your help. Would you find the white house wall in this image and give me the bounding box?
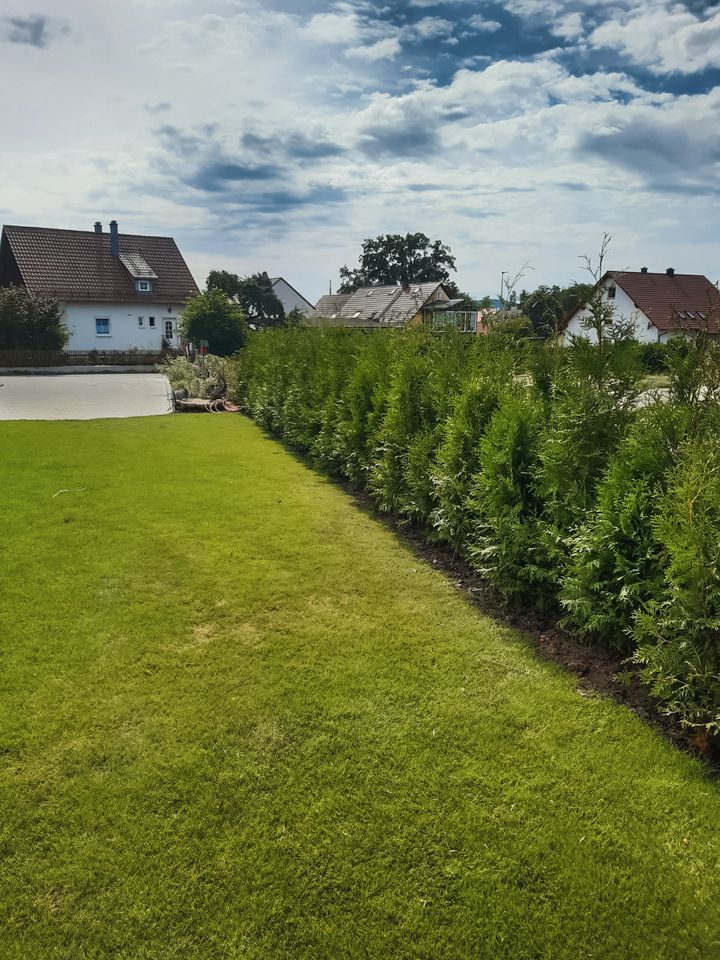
[563,279,659,344]
[272,279,313,316]
[62,302,186,350]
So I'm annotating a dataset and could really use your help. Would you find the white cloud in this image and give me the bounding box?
[346,36,401,61]
[414,16,455,39]
[303,11,360,45]
[552,12,584,40]
[590,5,720,74]
[467,15,502,33]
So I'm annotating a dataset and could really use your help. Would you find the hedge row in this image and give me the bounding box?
[229,326,720,733]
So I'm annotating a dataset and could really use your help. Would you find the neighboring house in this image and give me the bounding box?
[311,293,352,322]
[562,268,719,344]
[0,220,199,350]
[311,282,450,328]
[270,277,314,317]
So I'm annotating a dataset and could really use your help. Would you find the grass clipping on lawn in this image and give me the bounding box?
[1,415,720,960]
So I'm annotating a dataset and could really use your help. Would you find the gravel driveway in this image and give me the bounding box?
[0,373,173,420]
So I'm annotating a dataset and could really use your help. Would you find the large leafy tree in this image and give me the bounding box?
[180,289,247,356]
[207,270,285,327]
[338,233,457,294]
[0,286,69,350]
[518,282,594,337]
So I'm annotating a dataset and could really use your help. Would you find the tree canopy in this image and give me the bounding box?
[518,282,594,337]
[338,233,457,294]
[180,289,247,356]
[0,286,69,350]
[206,270,285,327]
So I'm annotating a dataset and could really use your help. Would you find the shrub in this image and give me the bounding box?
[431,375,501,548]
[370,343,436,515]
[632,438,720,732]
[0,286,69,350]
[537,329,641,540]
[159,354,228,399]
[561,403,691,646]
[638,342,672,374]
[467,390,552,606]
[334,332,397,487]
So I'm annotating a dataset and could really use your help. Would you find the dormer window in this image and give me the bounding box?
[119,252,158,294]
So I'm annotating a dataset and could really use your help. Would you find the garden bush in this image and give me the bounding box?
[430,374,501,548]
[159,354,228,399]
[633,437,720,732]
[561,402,692,646]
[467,389,552,606]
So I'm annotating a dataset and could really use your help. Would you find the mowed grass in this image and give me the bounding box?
[2,416,720,960]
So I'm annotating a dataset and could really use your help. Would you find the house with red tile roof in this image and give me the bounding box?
[562,268,719,344]
[0,221,199,350]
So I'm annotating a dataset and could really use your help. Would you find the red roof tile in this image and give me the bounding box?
[614,271,719,333]
[1,224,199,304]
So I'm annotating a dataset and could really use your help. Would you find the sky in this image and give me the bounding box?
[0,0,718,302]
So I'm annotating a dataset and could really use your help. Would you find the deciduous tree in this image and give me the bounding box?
[0,286,69,350]
[180,289,247,356]
[338,233,456,293]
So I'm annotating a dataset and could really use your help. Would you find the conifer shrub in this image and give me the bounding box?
[535,330,642,575]
[334,332,397,487]
[561,403,691,646]
[466,390,552,606]
[632,437,720,732]
[369,342,437,515]
[430,375,502,548]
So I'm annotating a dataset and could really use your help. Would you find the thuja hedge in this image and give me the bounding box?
[229,326,720,733]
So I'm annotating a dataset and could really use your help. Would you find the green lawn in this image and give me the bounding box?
[2,415,720,959]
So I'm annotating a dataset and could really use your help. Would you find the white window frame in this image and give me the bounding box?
[164,319,175,339]
[95,318,111,337]
[137,280,151,293]
[138,316,144,327]
[148,316,155,328]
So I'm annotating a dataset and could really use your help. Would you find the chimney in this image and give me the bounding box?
[666,267,675,276]
[402,282,411,294]
[109,219,119,257]
[640,266,648,274]
[94,221,102,234]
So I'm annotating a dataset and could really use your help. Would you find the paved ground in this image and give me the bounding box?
[0,373,172,420]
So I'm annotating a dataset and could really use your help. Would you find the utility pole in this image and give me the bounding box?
[500,271,507,307]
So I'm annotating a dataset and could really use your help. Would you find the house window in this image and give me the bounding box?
[164,319,174,339]
[138,317,144,327]
[149,316,155,328]
[95,318,110,336]
[607,285,616,300]
[137,280,151,293]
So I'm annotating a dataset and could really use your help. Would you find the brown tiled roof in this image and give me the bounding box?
[0,224,199,304]
[613,271,719,333]
[564,270,719,334]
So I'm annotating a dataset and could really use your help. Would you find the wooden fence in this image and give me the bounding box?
[0,349,176,367]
